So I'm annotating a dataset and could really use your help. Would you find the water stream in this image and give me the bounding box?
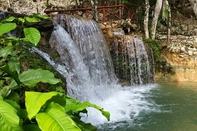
[33,14,155,125]
[98,82,197,131]
[31,15,197,131]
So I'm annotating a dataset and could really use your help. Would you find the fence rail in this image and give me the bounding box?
[44,4,135,22]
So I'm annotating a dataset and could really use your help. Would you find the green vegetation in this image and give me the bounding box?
[144,39,161,62]
[0,15,110,131]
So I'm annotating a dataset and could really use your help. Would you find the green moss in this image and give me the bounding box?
[144,39,161,62]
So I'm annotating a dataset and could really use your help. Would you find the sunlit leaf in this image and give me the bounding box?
[0,23,17,35]
[4,99,21,115]
[23,27,41,45]
[36,102,81,131]
[0,99,23,131]
[25,91,59,119]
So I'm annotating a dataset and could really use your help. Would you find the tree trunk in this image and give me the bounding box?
[166,0,171,45]
[151,0,163,39]
[193,0,197,17]
[91,0,99,22]
[144,0,150,39]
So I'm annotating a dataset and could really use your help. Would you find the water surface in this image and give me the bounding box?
[98,82,197,131]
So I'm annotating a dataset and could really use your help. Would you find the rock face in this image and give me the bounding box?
[99,20,154,85]
[0,0,75,15]
[155,50,197,82]
[155,15,197,82]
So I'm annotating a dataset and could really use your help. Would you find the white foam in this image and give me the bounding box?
[81,84,159,126]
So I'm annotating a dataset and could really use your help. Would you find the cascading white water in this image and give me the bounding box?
[125,36,138,84]
[134,36,152,84]
[58,15,117,85]
[111,34,153,85]
[32,15,159,129]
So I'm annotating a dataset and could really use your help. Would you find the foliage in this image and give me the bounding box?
[144,39,161,62]
[0,15,110,130]
[8,68,62,90]
[157,4,171,27]
[0,16,42,46]
[162,5,170,21]
[0,97,23,131]
[121,0,128,4]
[0,23,17,35]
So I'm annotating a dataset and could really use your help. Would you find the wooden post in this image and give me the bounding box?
[103,8,106,22]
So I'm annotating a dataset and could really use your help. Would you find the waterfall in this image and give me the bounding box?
[32,14,157,127]
[111,34,153,85]
[134,36,152,84]
[47,15,119,101]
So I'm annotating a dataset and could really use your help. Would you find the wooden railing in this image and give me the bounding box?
[44,4,135,22]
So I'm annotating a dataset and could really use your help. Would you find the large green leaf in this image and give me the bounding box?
[0,99,23,131]
[25,91,59,119]
[65,96,110,121]
[0,23,17,35]
[23,27,41,45]
[4,99,21,116]
[9,68,62,89]
[36,102,81,131]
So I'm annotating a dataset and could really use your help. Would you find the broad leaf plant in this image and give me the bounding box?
[0,15,110,131]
